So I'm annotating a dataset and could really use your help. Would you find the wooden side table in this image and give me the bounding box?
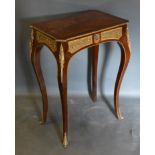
[29,10,131,147]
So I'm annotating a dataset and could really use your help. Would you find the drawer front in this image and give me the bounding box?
[68,27,122,54]
[101,27,122,41]
[68,35,93,54]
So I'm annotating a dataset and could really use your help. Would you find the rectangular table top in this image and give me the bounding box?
[32,10,128,41]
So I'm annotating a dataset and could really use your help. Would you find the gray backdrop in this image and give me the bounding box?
[15,0,140,97]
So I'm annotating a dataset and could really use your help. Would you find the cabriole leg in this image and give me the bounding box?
[114,26,131,120]
[31,45,48,124]
[57,44,69,148]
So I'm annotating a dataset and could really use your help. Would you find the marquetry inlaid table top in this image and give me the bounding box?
[31,10,128,41]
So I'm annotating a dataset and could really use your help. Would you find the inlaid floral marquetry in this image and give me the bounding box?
[36,31,57,52]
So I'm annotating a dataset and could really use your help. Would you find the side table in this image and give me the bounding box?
[29,10,131,147]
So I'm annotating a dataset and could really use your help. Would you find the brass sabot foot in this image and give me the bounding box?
[39,120,45,125]
[39,115,45,125]
[117,111,124,120]
[63,133,68,148]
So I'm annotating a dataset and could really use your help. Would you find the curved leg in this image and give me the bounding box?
[114,27,131,120]
[91,45,99,101]
[57,44,69,148]
[31,45,48,124]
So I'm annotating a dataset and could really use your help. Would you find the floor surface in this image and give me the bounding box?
[16,96,139,155]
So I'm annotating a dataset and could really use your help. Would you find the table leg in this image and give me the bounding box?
[91,45,99,101]
[31,45,48,124]
[114,28,131,120]
[57,44,69,148]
